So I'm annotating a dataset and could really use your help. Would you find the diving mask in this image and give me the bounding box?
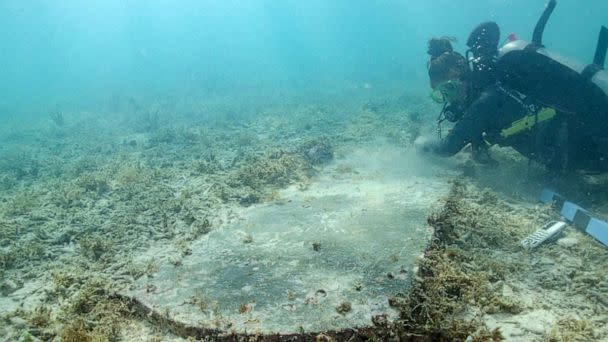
[430,79,463,104]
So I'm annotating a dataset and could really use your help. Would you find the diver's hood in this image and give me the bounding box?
[467,21,500,60]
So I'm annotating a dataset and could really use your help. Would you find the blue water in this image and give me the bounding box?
[1,0,606,116]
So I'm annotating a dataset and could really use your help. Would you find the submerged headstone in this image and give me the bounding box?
[124,146,451,335]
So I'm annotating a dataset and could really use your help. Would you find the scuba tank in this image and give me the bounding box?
[496,39,608,118]
[467,0,608,118]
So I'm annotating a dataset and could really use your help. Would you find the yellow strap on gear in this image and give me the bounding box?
[500,107,557,138]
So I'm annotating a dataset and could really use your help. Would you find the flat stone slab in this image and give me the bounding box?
[124,146,450,335]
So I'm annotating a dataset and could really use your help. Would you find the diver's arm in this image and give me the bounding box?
[432,93,495,156]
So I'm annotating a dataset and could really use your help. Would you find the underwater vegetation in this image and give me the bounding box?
[219,137,334,206]
[0,89,438,340]
[2,85,604,340]
[299,138,334,165]
[50,112,65,127]
[231,149,312,189]
[384,179,606,341]
[391,182,523,339]
[347,95,427,147]
[0,151,42,185]
[81,180,529,341]
[133,108,160,133]
[545,318,596,342]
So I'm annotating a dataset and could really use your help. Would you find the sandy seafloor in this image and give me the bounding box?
[0,86,607,341]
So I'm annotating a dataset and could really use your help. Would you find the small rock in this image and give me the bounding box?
[10,316,27,328]
[241,234,253,244]
[281,303,296,311]
[372,314,389,327]
[502,283,514,298]
[54,231,73,245]
[315,289,327,297]
[312,242,321,252]
[336,301,352,315]
[538,257,555,266]
[169,256,183,267]
[0,279,20,295]
[239,193,260,206]
[557,237,579,248]
[315,334,334,342]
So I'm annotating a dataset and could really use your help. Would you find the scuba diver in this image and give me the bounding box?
[420,0,608,173]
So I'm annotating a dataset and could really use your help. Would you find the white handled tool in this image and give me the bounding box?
[521,221,567,250]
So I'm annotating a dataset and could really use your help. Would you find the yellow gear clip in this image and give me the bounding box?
[500,107,557,138]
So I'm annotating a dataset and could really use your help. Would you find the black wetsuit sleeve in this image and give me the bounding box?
[435,91,498,156]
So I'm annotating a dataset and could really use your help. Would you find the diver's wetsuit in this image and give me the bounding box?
[434,82,608,172]
[435,85,523,156]
[431,1,608,172]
